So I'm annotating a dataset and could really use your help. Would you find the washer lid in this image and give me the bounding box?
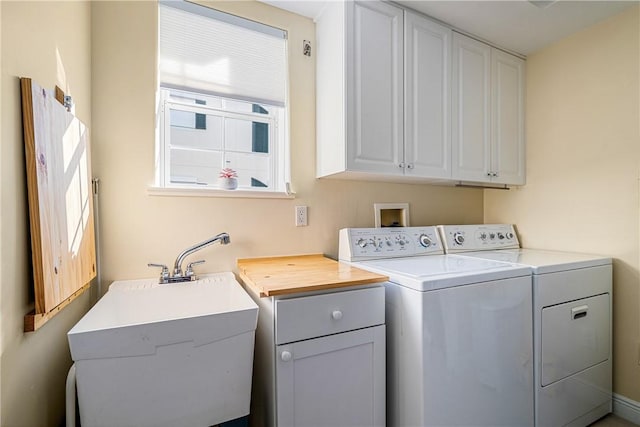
[353,255,530,291]
[458,249,611,274]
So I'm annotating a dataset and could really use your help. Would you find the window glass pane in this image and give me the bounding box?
[170,148,223,185]
[224,118,270,154]
[223,99,269,115]
[252,104,269,115]
[169,110,223,150]
[224,152,271,188]
[168,90,223,109]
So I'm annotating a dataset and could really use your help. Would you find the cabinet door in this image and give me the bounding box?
[492,49,525,185]
[276,325,385,427]
[346,1,404,175]
[404,11,451,179]
[452,33,491,182]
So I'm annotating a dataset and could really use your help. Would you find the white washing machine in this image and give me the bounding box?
[438,224,612,427]
[339,227,534,427]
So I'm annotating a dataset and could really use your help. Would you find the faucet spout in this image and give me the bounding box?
[173,232,230,276]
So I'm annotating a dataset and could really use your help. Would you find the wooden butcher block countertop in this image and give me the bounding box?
[237,254,388,297]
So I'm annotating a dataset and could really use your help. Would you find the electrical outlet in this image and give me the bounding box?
[295,206,308,227]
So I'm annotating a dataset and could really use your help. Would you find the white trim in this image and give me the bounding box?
[613,393,640,425]
[147,186,294,199]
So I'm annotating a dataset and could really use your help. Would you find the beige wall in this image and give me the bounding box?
[0,2,92,426]
[91,0,483,289]
[1,0,637,424]
[485,6,640,401]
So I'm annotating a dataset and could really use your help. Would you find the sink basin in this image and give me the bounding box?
[68,272,258,427]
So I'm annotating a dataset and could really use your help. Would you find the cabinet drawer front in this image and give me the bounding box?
[275,286,385,344]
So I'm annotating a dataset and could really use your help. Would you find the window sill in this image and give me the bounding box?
[147,186,295,199]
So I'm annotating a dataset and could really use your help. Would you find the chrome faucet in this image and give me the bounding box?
[173,232,230,277]
[148,232,230,284]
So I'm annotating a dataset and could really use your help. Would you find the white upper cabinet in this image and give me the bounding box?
[404,11,452,179]
[317,1,452,182]
[346,0,404,175]
[317,1,525,186]
[452,32,525,185]
[451,33,492,182]
[316,0,404,179]
[492,49,526,185]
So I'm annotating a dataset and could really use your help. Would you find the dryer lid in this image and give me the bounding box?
[459,249,611,274]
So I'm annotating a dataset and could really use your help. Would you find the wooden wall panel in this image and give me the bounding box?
[21,78,96,330]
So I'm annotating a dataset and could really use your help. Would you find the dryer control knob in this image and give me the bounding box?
[419,234,432,248]
[453,232,465,245]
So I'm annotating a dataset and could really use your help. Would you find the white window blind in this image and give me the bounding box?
[159,1,288,107]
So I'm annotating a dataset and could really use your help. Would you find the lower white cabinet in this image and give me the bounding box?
[276,326,385,426]
[244,285,386,427]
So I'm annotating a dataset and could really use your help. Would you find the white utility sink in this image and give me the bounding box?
[68,272,259,427]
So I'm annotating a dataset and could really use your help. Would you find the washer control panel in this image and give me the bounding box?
[339,227,444,261]
[437,224,520,253]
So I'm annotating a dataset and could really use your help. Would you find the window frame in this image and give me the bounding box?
[153,1,293,198]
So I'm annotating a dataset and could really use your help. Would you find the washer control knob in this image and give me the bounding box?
[386,240,393,247]
[356,238,367,248]
[497,232,505,240]
[331,310,343,320]
[453,232,465,245]
[281,351,292,362]
[489,233,496,240]
[506,232,514,240]
[419,234,432,248]
[479,232,487,241]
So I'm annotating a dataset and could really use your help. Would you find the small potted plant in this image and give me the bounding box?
[219,167,238,190]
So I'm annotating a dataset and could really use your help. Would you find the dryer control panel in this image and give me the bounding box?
[339,227,444,261]
[438,224,520,253]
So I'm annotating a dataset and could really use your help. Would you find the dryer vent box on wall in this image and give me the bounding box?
[374,203,409,228]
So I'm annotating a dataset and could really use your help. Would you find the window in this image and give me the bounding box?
[157,1,290,194]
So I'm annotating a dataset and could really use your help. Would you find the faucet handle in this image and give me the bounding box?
[185,260,206,278]
[148,263,170,283]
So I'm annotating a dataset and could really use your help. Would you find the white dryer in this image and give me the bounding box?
[438,224,612,427]
[339,227,534,427]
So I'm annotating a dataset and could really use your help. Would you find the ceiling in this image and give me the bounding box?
[259,0,638,55]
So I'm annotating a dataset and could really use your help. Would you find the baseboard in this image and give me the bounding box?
[613,393,640,425]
